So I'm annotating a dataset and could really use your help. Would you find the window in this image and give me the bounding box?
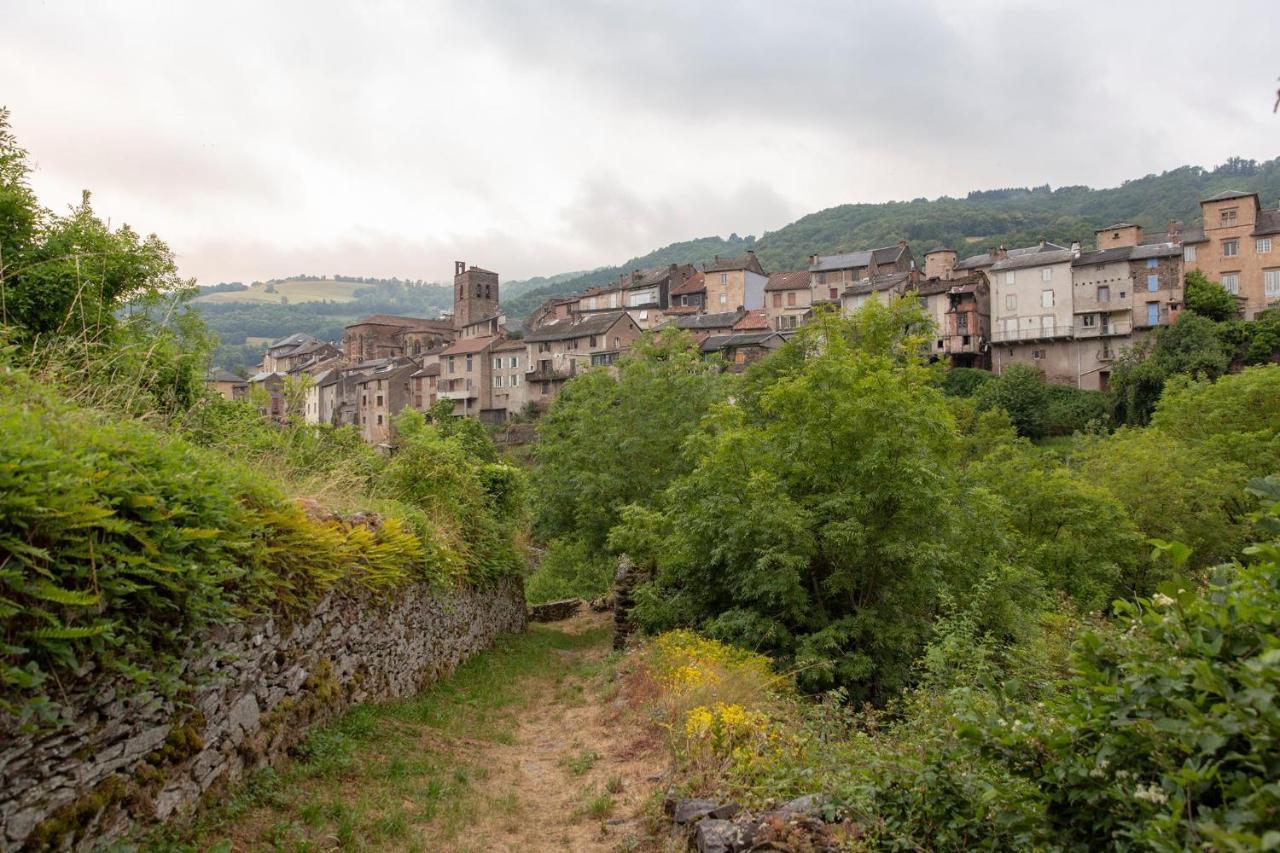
[1147,302,1160,326]
[1146,258,1158,269]
[589,335,598,348]
[512,374,520,386]
[493,375,502,388]
[936,339,944,350]
[720,273,728,285]
[1184,245,1197,262]
[1258,238,1273,254]
[1265,269,1280,297]
[1005,294,1017,311]
[1041,315,1054,335]
[1032,349,1045,360]
[772,293,782,308]
[376,414,383,425]
[1041,267,1053,282]
[1223,239,1239,257]
[638,310,648,320]
[1147,274,1159,292]
[1082,314,1097,327]
[1221,207,1238,226]
[1004,271,1015,286]
[1222,273,1240,294]
[1097,285,1110,303]
[492,357,501,369]
[376,394,383,406]
[465,354,473,371]
[829,287,838,300]
[818,272,826,284]
[786,291,796,306]
[1041,289,1054,308]
[719,293,727,305]
[361,394,367,405]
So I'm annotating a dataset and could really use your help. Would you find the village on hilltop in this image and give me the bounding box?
[207,189,1280,444]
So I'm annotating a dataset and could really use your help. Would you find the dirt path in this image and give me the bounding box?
[164,609,670,852]
[456,611,664,852]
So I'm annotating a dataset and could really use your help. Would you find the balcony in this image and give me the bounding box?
[437,388,476,401]
[1074,318,1133,338]
[527,362,575,383]
[990,324,1074,344]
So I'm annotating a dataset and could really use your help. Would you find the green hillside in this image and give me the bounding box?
[501,156,1280,323]
[193,278,369,304]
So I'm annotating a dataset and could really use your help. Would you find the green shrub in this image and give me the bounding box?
[940,366,995,397]
[1042,383,1108,435]
[524,538,614,604]
[974,363,1050,438]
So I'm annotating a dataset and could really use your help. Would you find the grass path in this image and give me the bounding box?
[147,611,666,852]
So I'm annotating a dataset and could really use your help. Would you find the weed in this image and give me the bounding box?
[563,748,600,775]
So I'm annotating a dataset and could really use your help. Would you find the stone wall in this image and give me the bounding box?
[0,578,526,851]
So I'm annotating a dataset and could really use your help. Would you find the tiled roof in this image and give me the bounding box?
[441,336,501,356]
[661,305,700,316]
[267,332,320,351]
[699,331,785,352]
[670,271,706,296]
[524,310,632,343]
[843,271,912,297]
[733,309,769,331]
[671,311,741,330]
[809,244,904,273]
[1252,208,1280,236]
[1073,247,1133,267]
[954,243,1044,270]
[206,368,244,383]
[1129,243,1182,260]
[1201,190,1258,203]
[1181,226,1207,244]
[491,338,526,352]
[411,363,441,378]
[764,270,810,291]
[989,242,1074,272]
[703,253,764,274]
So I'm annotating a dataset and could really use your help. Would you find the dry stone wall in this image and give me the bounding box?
[0,578,525,851]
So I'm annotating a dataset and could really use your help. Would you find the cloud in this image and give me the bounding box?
[3,0,1276,286]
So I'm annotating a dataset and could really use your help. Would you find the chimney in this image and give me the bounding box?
[1070,240,1081,258]
[455,261,466,276]
[994,245,1008,261]
[897,239,908,250]
[1168,219,1182,242]
[809,253,819,267]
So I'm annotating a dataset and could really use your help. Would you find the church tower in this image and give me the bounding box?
[453,261,500,330]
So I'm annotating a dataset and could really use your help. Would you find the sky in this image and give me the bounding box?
[3,0,1278,285]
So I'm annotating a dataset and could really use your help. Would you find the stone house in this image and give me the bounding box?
[527,296,579,331]
[702,252,767,312]
[247,371,286,422]
[668,310,744,342]
[1129,243,1184,330]
[356,359,417,445]
[262,333,342,374]
[809,241,914,303]
[439,336,501,419]
[764,270,811,331]
[667,271,706,313]
[577,285,625,313]
[523,310,642,410]
[840,271,915,314]
[912,266,992,369]
[410,363,441,412]
[1182,190,1280,318]
[489,338,528,419]
[205,369,246,401]
[614,263,698,330]
[1069,247,1138,390]
[989,241,1079,384]
[700,330,787,370]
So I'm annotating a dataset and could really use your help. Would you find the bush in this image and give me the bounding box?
[1183,269,1237,321]
[940,366,994,397]
[1042,383,1108,435]
[524,537,614,604]
[974,363,1050,438]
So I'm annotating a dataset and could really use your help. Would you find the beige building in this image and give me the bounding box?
[840,271,915,314]
[702,252,767,313]
[989,241,1080,384]
[489,338,528,418]
[764,270,811,331]
[1181,190,1280,318]
[205,369,246,401]
[524,310,642,410]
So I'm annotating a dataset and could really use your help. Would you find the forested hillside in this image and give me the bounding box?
[502,156,1280,322]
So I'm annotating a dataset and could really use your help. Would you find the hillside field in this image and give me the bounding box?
[193,278,368,304]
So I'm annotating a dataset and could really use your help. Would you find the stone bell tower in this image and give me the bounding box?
[453,261,500,330]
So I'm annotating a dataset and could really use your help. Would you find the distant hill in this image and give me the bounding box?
[500,156,1280,324]
[194,278,368,305]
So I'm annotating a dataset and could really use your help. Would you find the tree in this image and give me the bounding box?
[1183,269,1237,321]
[1108,313,1230,425]
[530,328,728,553]
[974,363,1051,438]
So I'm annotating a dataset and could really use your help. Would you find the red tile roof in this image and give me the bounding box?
[669,271,706,296]
[733,309,769,331]
[661,305,700,316]
[764,270,810,292]
[441,335,500,355]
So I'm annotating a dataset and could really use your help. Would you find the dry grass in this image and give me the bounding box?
[193,279,367,304]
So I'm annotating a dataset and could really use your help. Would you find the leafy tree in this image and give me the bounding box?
[1184,269,1237,321]
[940,366,995,397]
[531,328,727,553]
[974,363,1051,438]
[1108,313,1231,425]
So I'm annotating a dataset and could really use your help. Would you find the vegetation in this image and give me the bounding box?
[0,111,522,729]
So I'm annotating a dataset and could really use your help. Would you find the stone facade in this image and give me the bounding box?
[0,579,526,851]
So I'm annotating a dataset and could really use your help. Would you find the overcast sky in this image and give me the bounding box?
[4,0,1277,285]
